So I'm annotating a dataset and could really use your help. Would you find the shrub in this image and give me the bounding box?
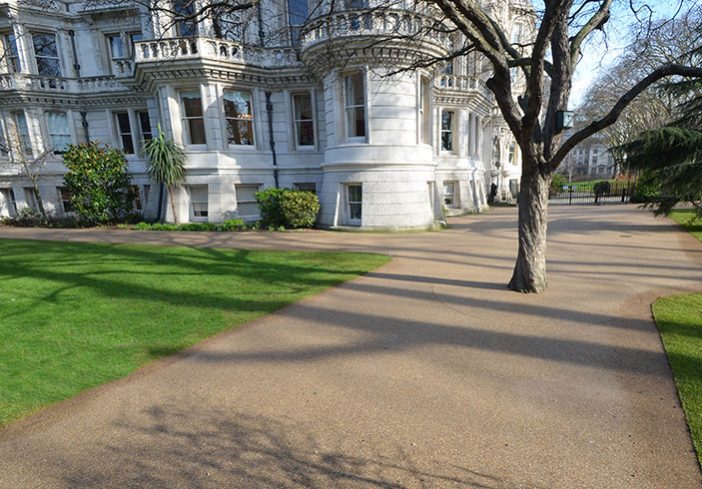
[255,188,287,228]
[280,190,320,228]
[63,143,134,225]
[256,188,319,229]
[550,174,567,197]
[9,208,47,227]
[593,180,612,197]
[220,219,246,231]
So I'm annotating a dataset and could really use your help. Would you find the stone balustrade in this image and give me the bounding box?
[300,9,448,50]
[435,74,491,98]
[111,59,134,78]
[134,37,300,69]
[0,73,128,93]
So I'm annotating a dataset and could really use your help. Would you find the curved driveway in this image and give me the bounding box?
[0,205,701,488]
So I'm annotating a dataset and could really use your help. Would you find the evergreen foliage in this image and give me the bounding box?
[144,126,186,223]
[256,188,320,229]
[622,43,702,216]
[62,143,134,224]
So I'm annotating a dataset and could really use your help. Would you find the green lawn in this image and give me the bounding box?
[669,209,702,241]
[653,209,702,465]
[0,239,389,427]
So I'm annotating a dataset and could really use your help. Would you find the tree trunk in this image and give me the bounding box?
[508,165,551,293]
[30,176,47,219]
[167,186,179,225]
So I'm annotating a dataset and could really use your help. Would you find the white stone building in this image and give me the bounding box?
[0,0,526,228]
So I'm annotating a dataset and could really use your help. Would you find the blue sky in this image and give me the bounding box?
[569,0,694,108]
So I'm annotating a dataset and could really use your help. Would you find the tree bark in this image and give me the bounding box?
[167,186,179,225]
[508,165,551,293]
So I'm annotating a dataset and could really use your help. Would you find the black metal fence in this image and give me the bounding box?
[549,180,637,205]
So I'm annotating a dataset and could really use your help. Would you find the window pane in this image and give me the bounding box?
[345,72,365,107]
[226,120,254,145]
[187,118,206,145]
[115,112,130,133]
[137,111,152,140]
[32,33,58,57]
[47,112,70,153]
[348,184,362,202]
[223,91,252,119]
[14,112,32,155]
[109,35,124,58]
[296,120,314,146]
[347,107,365,138]
[181,91,203,117]
[293,94,313,121]
[36,58,61,77]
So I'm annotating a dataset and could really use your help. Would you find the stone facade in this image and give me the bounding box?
[0,0,526,228]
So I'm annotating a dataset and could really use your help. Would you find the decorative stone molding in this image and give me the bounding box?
[134,37,302,70]
[0,73,130,94]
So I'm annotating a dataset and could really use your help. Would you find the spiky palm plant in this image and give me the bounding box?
[144,125,186,224]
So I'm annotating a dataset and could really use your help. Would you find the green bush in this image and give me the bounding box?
[593,180,612,196]
[550,174,567,197]
[255,188,287,228]
[256,188,319,229]
[280,190,320,228]
[63,143,134,224]
[130,219,248,232]
[220,219,246,231]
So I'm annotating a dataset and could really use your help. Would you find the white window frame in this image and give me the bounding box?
[23,187,38,211]
[418,75,432,145]
[346,183,362,226]
[57,186,73,214]
[292,91,316,149]
[3,33,21,73]
[45,111,72,155]
[440,110,456,153]
[223,89,255,147]
[235,184,261,218]
[0,188,17,217]
[114,111,136,155]
[13,110,33,156]
[136,110,153,144]
[30,31,62,77]
[180,89,207,147]
[443,181,458,208]
[342,71,367,143]
[188,185,209,221]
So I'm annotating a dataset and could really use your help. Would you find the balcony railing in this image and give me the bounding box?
[0,73,129,93]
[434,75,491,98]
[300,9,449,50]
[134,37,300,69]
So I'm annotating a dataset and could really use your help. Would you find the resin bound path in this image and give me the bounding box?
[0,205,701,488]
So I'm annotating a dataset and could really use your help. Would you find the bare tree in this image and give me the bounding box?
[63,0,702,292]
